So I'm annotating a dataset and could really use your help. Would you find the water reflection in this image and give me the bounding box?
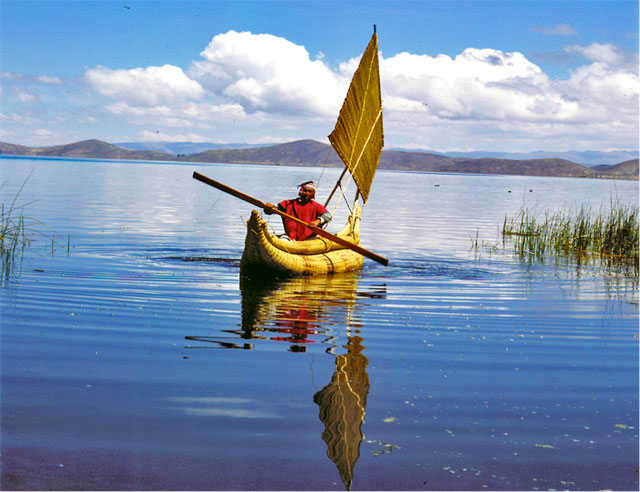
[185,274,383,489]
[238,274,359,352]
[314,334,369,490]
[187,273,382,352]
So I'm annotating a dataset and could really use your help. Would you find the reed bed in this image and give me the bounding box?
[1,179,56,280]
[1,206,30,280]
[502,201,639,273]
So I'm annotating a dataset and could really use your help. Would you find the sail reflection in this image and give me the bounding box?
[314,334,369,490]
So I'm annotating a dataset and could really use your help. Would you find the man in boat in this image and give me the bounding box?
[264,181,332,241]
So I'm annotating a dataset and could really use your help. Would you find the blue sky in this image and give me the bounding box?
[2,0,638,152]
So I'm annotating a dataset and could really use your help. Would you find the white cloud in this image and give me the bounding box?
[379,44,637,151]
[85,64,205,106]
[565,42,626,66]
[37,75,63,85]
[381,48,569,121]
[105,100,246,128]
[0,71,23,80]
[72,31,638,152]
[12,87,38,103]
[188,30,345,116]
[0,112,42,126]
[138,130,212,142]
[33,128,56,139]
[560,62,637,121]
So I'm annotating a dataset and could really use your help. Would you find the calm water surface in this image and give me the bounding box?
[1,157,638,490]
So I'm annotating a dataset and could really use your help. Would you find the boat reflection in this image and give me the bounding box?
[185,273,385,490]
[314,334,369,490]
[238,273,361,352]
[186,273,385,352]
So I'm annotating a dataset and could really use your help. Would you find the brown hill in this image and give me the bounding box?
[431,157,596,177]
[592,159,639,180]
[181,139,344,166]
[0,139,175,161]
[0,142,32,155]
[1,139,637,180]
[183,140,464,170]
[379,150,460,171]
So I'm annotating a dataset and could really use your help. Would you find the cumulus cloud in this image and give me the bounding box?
[77,31,637,151]
[85,64,205,106]
[381,48,565,121]
[564,42,626,66]
[380,43,637,150]
[188,30,345,116]
[561,62,637,120]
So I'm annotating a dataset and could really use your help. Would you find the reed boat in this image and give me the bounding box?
[240,205,364,276]
[193,26,386,276]
[240,27,384,277]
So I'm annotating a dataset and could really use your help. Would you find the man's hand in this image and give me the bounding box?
[309,219,321,227]
[264,203,276,215]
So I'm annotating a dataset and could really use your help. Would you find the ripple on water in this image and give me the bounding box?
[1,159,637,491]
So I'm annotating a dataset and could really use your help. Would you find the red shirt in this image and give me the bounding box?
[278,198,329,241]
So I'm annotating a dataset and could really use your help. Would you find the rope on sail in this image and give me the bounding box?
[329,107,382,218]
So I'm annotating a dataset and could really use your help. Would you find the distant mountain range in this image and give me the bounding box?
[1,139,637,181]
[114,140,636,167]
[401,148,638,167]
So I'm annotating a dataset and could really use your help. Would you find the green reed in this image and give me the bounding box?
[1,178,60,280]
[502,201,639,273]
[1,202,28,279]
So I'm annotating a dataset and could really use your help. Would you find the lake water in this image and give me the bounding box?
[1,156,638,491]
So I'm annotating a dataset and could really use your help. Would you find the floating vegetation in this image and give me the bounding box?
[501,201,639,274]
[1,177,61,281]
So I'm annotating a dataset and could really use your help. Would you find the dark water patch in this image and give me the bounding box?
[27,266,186,283]
[163,255,241,266]
[363,256,504,280]
[141,247,242,268]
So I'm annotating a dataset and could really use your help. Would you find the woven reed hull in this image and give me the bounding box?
[240,206,363,276]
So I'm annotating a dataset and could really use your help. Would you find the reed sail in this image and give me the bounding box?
[326,28,384,206]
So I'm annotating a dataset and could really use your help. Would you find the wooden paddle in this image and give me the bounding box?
[192,171,389,266]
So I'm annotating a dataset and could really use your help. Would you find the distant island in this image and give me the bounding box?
[1,139,637,180]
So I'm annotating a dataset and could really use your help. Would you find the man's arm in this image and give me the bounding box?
[318,211,332,228]
[309,209,331,228]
